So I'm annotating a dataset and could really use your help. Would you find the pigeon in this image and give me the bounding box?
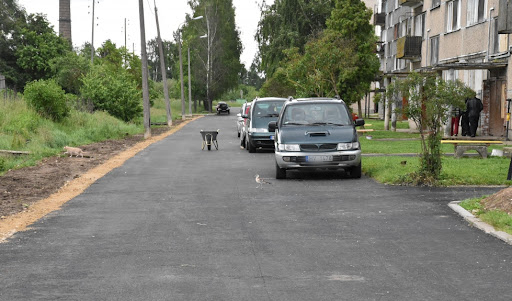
[255,174,271,188]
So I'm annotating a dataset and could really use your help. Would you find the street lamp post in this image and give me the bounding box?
[178,16,203,120]
[188,34,208,116]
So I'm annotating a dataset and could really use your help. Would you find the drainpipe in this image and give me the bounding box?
[426,29,431,67]
[487,7,495,61]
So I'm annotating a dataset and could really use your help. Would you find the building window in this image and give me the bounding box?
[414,13,425,38]
[467,0,486,26]
[432,0,441,9]
[446,0,460,32]
[430,36,439,65]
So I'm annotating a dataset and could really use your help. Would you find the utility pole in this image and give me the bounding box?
[138,0,151,138]
[206,11,212,113]
[178,34,186,120]
[188,47,192,116]
[90,0,95,64]
[154,1,172,126]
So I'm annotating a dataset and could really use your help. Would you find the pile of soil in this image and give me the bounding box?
[481,187,512,213]
[0,126,174,219]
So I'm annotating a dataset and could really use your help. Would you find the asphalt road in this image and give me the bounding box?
[1,114,511,300]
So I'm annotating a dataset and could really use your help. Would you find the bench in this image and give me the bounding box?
[357,129,374,134]
[440,140,503,158]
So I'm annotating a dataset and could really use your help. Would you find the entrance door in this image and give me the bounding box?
[488,78,506,137]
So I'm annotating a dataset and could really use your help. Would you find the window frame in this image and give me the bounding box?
[446,0,461,32]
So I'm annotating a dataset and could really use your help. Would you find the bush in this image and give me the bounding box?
[24,79,69,122]
[80,65,142,122]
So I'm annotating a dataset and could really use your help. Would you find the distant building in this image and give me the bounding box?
[375,0,512,138]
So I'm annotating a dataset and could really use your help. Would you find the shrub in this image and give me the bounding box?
[80,65,142,122]
[24,79,69,122]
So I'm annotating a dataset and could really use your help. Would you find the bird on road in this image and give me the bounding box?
[255,174,271,189]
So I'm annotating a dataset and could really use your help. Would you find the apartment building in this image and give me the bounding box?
[376,0,512,137]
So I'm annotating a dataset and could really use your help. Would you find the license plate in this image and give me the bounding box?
[306,155,333,162]
[270,135,274,140]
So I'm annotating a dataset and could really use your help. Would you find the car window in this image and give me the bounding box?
[282,103,351,126]
[253,101,284,117]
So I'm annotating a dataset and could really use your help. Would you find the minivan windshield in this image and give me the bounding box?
[253,101,285,118]
[282,103,351,126]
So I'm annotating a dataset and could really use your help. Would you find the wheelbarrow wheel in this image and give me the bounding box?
[207,144,211,151]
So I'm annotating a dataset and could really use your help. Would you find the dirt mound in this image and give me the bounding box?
[482,187,512,213]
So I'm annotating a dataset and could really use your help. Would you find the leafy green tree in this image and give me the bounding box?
[15,14,71,85]
[50,51,90,94]
[0,0,26,89]
[386,72,475,185]
[284,31,358,98]
[256,0,335,77]
[325,0,380,104]
[186,0,243,110]
[259,67,296,97]
[24,79,69,122]
[80,65,143,122]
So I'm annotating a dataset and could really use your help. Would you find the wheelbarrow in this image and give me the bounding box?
[200,130,219,151]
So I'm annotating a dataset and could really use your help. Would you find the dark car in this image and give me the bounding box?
[216,102,230,114]
[268,97,365,179]
[242,97,287,153]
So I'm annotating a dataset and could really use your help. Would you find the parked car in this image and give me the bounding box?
[268,97,365,179]
[242,97,287,153]
[240,102,252,148]
[236,102,249,137]
[216,102,230,114]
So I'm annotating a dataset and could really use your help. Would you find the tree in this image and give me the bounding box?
[186,0,243,111]
[15,14,71,86]
[386,72,475,185]
[259,67,295,97]
[80,64,143,122]
[49,51,90,94]
[256,0,335,77]
[0,0,26,89]
[284,31,358,98]
[325,0,380,105]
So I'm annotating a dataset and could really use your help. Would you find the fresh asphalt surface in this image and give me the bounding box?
[1,114,512,300]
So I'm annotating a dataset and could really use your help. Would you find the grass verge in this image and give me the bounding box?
[459,197,512,235]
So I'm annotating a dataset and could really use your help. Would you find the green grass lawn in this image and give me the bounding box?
[459,197,512,235]
[361,119,512,186]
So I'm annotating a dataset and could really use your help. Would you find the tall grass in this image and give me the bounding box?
[0,97,142,174]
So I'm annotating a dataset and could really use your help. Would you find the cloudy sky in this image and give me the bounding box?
[17,0,274,68]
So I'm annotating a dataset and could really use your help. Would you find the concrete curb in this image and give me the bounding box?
[449,201,512,245]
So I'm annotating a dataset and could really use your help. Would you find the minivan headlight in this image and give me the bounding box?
[337,142,359,150]
[250,128,268,133]
[278,144,300,152]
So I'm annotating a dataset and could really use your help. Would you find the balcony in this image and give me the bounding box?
[498,0,512,34]
[373,12,385,26]
[399,0,422,7]
[396,36,422,59]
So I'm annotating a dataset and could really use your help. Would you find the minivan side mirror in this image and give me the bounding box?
[268,121,277,132]
[354,118,365,127]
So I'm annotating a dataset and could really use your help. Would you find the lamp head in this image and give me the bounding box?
[193,16,204,20]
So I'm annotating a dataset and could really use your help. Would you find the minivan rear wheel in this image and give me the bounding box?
[276,162,286,179]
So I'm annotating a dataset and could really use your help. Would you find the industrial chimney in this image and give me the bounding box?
[59,0,72,43]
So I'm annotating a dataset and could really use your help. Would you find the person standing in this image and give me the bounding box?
[450,106,462,136]
[466,97,483,137]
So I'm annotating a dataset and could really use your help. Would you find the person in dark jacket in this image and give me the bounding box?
[466,97,483,137]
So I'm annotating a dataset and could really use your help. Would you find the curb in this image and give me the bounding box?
[448,201,512,245]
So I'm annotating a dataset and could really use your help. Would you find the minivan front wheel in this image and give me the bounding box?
[349,162,362,179]
[275,162,286,179]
